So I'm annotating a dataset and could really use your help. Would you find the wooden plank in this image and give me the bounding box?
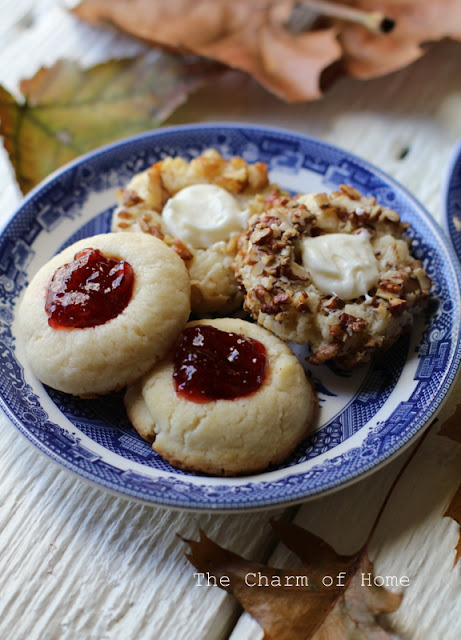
[1,2,461,639]
[0,421,290,640]
[0,6,290,640]
[230,415,461,639]
[169,39,461,640]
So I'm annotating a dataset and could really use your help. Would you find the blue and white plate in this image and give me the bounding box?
[1,124,460,511]
[443,139,461,262]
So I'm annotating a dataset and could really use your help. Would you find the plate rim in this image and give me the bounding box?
[442,138,461,261]
[2,122,461,511]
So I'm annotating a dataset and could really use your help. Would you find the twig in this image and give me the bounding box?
[287,0,395,35]
[365,421,435,547]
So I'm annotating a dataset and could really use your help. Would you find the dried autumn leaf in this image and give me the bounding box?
[439,404,461,444]
[444,485,461,566]
[0,54,222,194]
[72,0,342,102]
[339,1,461,78]
[73,0,461,102]
[439,404,461,565]
[184,520,402,639]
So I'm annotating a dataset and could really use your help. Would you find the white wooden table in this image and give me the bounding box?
[1,2,461,639]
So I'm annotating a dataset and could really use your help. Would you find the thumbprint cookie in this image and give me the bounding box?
[19,233,190,396]
[125,318,317,476]
[112,148,281,314]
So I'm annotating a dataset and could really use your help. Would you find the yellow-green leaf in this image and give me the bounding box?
[0,54,223,194]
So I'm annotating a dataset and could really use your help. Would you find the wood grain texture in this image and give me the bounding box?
[1,2,461,639]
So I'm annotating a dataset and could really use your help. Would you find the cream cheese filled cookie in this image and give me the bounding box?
[125,318,316,476]
[233,186,432,368]
[19,233,191,396]
[112,148,278,314]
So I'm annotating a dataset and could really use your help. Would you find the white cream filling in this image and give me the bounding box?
[162,184,248,250]
[301,232,380,300]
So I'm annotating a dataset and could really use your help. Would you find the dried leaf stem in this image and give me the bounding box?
[290,0,395,34]
[365,422,434,547]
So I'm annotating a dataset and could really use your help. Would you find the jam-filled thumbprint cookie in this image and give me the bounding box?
[19,233,190,397]
[112,148,282,314]
[125,318,317,476]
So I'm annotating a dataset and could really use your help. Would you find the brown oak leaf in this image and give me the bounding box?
[184,520,402,639]
[73,0,461,102]
[439,404,461,565]
[444,485,461,567]
[439,403,461,444]
[0,54,222,194]
[340,1,461,78]
[72,0,342,102]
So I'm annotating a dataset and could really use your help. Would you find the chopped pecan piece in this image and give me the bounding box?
[215,175,247,193]
[265,193,288,207]
[253,285,268,302]
[261,275,276,290]
[262,254,276,266]
[251,262,265,277]
[251,227,272,245]
[260,289,292,314]
[378,281,403,295]
[172,238,193,261]
[314,192,329,207]
[121,189,144,206]
[375,289,395,301]
[280,264,309,281]
[379,208,401,223]
[149,226,165,240]
[323,296,345,310]
[329,323,343,337]
[261,214,282,227]
[273,292,292,306]
[295,291,310,312]
[368,205,382,221]
[260,302,279,315]
[414,267,432,293]
[388,299,407,316]
[338,313,367,333]
[402,276,420,295]
[339,185,362,200]
[310,226,327,237]
[247,163,269,191]
[309,342,342,365]
[270,240,288,252]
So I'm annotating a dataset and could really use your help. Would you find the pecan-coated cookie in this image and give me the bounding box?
[233,186,431,368]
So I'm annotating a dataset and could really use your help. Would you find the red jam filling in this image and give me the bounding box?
[173,325,267,403]
[45,248,134,329]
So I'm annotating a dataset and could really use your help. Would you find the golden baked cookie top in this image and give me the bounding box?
[125,318,317,476]
[19,233,191,397]
[111,149,281,314]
